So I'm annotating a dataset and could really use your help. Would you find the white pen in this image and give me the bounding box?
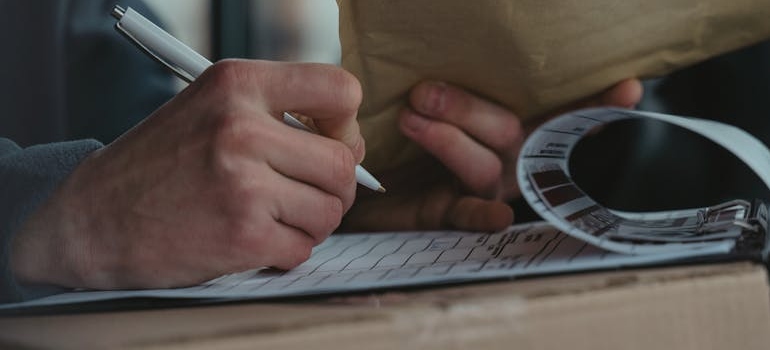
[111,5,385,193]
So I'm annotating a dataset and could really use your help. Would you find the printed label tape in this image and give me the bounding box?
[517,108,770,254]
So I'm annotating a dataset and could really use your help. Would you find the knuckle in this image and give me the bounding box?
[225,219,262,256]
[321,196,344,236]
[208,115,245,177]
[234,182,265,205]
[341,179,357,213]
[302,194,342,245]
[224,213,277,266]
[200,60,242,91]
[331,143,357,185]
[211,111,245,143]
[207,115,268,180]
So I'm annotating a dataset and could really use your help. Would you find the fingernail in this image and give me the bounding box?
[422,82,446,114]
[401,111,430,133]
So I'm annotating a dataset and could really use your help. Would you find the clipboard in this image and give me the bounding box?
[2,108,769,313]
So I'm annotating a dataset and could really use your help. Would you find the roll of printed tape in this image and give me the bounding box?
[517,108,770,254]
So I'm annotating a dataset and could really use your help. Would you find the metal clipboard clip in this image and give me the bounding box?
[696,199,770,258]
[695,199,767,234]
[609,199,769,247]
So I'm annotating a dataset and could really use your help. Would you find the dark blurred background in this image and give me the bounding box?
[569,40,770,213]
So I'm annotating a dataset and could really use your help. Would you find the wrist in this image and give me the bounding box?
[10,157,99,290]
[11,194,77,289]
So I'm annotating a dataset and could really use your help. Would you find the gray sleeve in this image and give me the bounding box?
[0,138,102,303]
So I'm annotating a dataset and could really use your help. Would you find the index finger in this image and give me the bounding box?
[409,81,524,153]
[240,60,365,161]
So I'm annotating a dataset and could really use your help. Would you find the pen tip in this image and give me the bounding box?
[377,186,387,193]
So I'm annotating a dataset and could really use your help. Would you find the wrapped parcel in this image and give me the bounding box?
[338,0,770,172]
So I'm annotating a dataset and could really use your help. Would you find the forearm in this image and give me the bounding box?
[0,138,102,303]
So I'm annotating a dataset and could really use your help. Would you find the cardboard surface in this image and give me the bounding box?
[0,262,768,349]
[338,0,770,172]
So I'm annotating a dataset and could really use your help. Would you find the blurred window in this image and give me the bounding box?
[213,0,340,64]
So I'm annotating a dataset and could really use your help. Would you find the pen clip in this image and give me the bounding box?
[112,6,195,84]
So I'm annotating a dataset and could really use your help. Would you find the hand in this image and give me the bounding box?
[11,59,364,290]
[342,79,642,232]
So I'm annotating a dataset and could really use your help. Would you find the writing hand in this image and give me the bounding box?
[11,60,364,290]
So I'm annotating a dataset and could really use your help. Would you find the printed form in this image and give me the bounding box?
[1,222,727,310]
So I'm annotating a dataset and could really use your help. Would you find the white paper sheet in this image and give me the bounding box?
[0,222,732,310]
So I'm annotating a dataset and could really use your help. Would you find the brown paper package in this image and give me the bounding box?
[338,0,770,173]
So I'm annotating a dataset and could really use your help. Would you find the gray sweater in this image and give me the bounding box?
[0,0,174,303]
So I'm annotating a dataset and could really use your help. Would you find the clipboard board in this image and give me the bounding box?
[2,108,769,313]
